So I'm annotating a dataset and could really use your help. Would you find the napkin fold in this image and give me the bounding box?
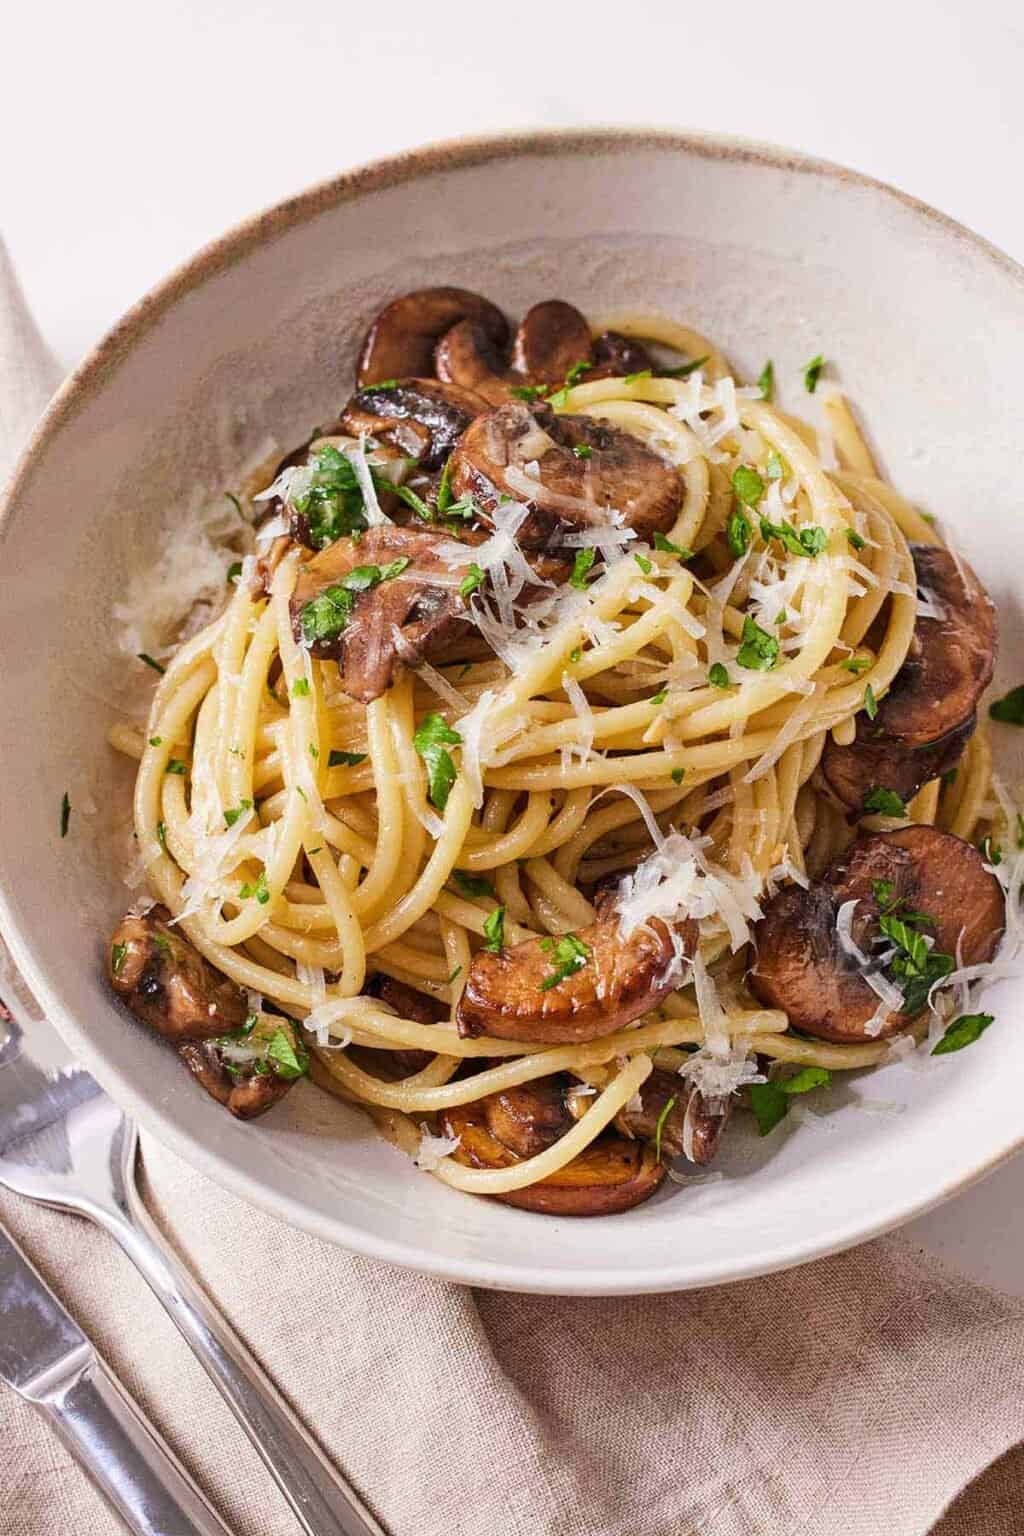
[1,239,1022,1536]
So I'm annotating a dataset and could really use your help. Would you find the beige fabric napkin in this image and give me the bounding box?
[2,240,1023,1536]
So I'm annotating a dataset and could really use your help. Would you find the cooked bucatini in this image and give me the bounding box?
[105,290,1018,1216]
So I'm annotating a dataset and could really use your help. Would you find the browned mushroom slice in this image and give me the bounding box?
[819,715,975,817]
[356,287,508,387]
[449,401,681,548]
[510,300,593,383]
[589,331,654,379]
[612,1067,729,1166]
[819,544,996,813]
[749,826,1004,1043]
[482,1077,575,1158]
[179,1039,295,1120]
[434,319,517,406]
[440,1099,666,1216]
[290,525,471,703]
[109,906,247,1041]
[456,914,697,1044]
[339,379,488,470]
[359,974,447,1076]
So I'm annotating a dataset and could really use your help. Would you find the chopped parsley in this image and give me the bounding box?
[482,906,506,953]
[653,1094,677,1160]
[384,480,432,521]
[737,615,779,672]
[566,360,592,386]
[708,662,730,688]
[149,736,162,747]
[653,532,691,557]
[650,687,668,705]
[989,687,1024,726]
[446,965,463,985]
[227,561,243,584]
[165,759,187,775]
[361,378,398,392]
[111,941,128,977]
[460,563,485,598]
[573,444,593,460]
[291,444,369,548]
[266,1027,309,1080]
[539,933,592,991]
[436,457,454,514]
[633,553,653,574]
[872,899,954,1015]
[804,354,825,393]
[732,465,766,509]
[308,743,319,760]
[299,559,408,645]
[225,492,243,517]
[765,453,785,481]
[453,871,496,900]
[510,384,546,402]
[842,656,871,674]
[750,1067,832,1136]
[624,368,652,385]
[726,508,752,559]
[569,646,582,664]
[845,527,866,551]
[224,800,253,828]
[546,385,572,409]
[759,516,828,558]
[137,653,165,674]
[328,749,367,767]
[661,355,708,378]
[569,548,596,589]
[979,835,1002,866]
[60,792,71,838]
[156,820,167,849]
[932,1013,994,1055]
[670,767,685,784]
[413,712,462,811]
[291,678,311,697]
[757,360,774,401]
[863,786,906,817]
[864,684,878,720]
[239,868,271,905]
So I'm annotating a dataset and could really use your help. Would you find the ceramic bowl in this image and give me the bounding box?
[2,129,1023,1294]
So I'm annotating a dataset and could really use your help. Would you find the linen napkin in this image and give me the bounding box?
[2,240,1023,1536]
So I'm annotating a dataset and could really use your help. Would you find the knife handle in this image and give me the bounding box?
[37,1352,233,1536]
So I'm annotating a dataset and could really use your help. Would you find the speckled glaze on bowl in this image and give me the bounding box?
[2,128,1024,1295]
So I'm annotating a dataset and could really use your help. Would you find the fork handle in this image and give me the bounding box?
[97,1185,386,1536]
[39,1353,233,1536]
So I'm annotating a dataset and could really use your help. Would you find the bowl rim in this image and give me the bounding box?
[3,125,1024,1295]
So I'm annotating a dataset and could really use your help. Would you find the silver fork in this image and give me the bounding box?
[0,984,386,1536]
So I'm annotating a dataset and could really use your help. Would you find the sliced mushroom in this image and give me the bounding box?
[440,1098,666,1215]
[359,974,446,1077]
[179,1038,295,1120]
[290,525,472,702]
[109,906,247,1041]
[820,544,996,812]
[612,1067,729,1166]
[589,331,654,379]
[510,300,593,382]
[456,913,697,1044]
[339,379,488,470]
[449,401,682,548]
[749,825,1004,1043]
[436,299,594,406]
[482,1077,575,1159]
[357,288,508,387]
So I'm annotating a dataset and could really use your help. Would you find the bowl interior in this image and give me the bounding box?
[3,132,1023,1293]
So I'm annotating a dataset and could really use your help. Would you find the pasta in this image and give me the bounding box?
[106,295,1015,1216]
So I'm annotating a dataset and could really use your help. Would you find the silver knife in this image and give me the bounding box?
[0,1219,233,1536]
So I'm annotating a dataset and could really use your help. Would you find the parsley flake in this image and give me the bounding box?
[737,616,779,672]
[414,712,462,811]
[482,906,506,953]
[863,786,906,817]
[727,508,752,559]
[291,679,311,697]
[661,355,708,378]
[573,444,593,460]
[990,687,1024,726]
[224,800,253,828]
[111,941,127,977]
[932,1013,994,1055]
[328,749,367,767]
[757,360,774,401]
[708,663,730,688]
[633,553,653,574]
[653,1094,677,1160]
[454,871,496,900]
[460,563,485,598]
[165,759,187,776]
[137,653,165,674]
[804,354,825,393]
[653,532,691,557]
[239,868,271,905]
[539,933,592,991]
[732,465,766,509]
[569,549,596,589]
[864,683,878,720]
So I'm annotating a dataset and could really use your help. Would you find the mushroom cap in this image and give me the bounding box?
[449,401,682,548]
[109,906,246,1041]
[589,330,654,379]
[290,525,472,703]
[339,378,488,470]
[819,714,976,816]
[614,1067,730,1166]
[356,287,508,387]
[749,825,1004,1042]
[509,299,593,381]
[179,1040,294,1120]
[456,914,697,1044]
[440,1099,666,1216]
[876,544,996,747]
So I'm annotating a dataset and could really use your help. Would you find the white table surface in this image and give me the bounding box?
[3,0,1022,1294]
